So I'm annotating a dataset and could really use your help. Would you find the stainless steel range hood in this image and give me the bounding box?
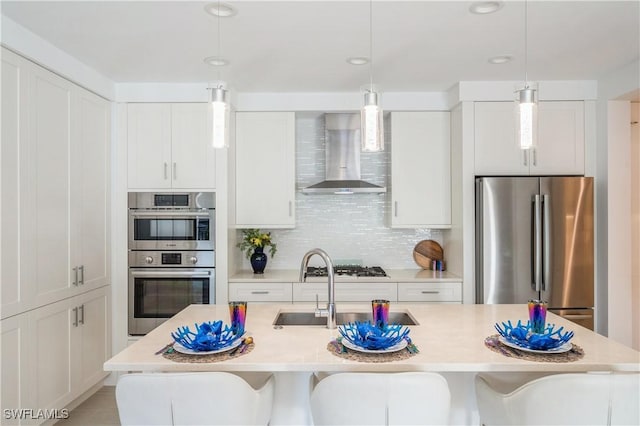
[302,113,386,194]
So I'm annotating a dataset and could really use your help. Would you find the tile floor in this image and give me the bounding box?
[56,387,120,426]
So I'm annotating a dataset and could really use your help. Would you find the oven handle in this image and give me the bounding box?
[130,270,211,277]
[129,211,211,217]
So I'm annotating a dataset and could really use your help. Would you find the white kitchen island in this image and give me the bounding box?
[104,304,640,424]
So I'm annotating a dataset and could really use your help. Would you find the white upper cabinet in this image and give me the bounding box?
[27,62,75,308]
[171,103,216,189]
[1,47,111,318]
[72,88,111,293]
[474,101,585,175]
[127,103,171,189]
[532,102,585,175]
[235,112,296,228]
[127,103,215,190]
[1,48,29,319]
[390,111,451,228]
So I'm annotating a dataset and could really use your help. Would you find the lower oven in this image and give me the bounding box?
[128,250,215,335]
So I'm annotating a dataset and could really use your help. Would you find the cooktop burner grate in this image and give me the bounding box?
[305,265,387,278]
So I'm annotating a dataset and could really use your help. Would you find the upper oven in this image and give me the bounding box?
[128,192,215,250]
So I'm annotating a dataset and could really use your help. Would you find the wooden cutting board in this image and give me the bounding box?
[412,240,444,269]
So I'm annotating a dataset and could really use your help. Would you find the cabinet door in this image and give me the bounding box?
[235,112,296,228]
[1,314,31,425]
[72,88,111,292]
[391,112,451,228]
[397,282,462,302]
[171,103,216,189]
[1,48,30,318]
[127,103,172,189]
[28,298,75,411]
[28,64,75,307]
[531,101,585,175]
[73,287,110,392]
[474,102,530,175]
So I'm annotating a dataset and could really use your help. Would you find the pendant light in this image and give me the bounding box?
[361,0,384,152]
[209,0,229,149]
[210,86,228,148]
[515,0,537,150]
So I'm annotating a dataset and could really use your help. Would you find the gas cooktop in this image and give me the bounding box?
[305,265,388,278]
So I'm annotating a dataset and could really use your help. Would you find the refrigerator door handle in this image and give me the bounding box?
[542,194,551,292]
[562,314,592,320]
[532,195,542,292]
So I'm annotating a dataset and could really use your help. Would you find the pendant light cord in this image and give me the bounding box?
[217,0,222,87]
[524,0,528,88]
[369,0,373,92]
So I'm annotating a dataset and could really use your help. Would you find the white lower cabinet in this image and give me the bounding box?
[1,313,31,425]
[228,282,293,302]
[397,282,462,303]
[293,282,398,303]
[1,287,110,425]
[73,288,110,393]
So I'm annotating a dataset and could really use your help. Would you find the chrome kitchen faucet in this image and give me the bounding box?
[299,248,336,329]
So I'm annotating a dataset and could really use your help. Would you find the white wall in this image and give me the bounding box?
[597,59,640,345]
[606,101,633,345]
[631,103,639,350]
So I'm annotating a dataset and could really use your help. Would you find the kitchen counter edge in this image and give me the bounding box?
[229,269,461,283]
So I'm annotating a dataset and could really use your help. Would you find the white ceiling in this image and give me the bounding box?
[2,1,639,92]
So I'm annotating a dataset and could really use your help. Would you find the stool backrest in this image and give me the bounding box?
[116,372,274,425]
[310,372,451,425]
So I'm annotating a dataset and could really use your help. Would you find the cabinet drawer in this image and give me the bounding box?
[229,282,292,302]
[397,282,462,302]
[293,282,398,302]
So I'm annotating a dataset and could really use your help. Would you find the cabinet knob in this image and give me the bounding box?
[145,256,154,264]
[190,256,198,265]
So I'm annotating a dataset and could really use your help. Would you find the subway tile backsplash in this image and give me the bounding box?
[237,112,441,270]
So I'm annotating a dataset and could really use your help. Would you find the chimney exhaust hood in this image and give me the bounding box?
[302,113,386,194]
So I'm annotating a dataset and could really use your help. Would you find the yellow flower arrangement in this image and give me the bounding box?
[237,229,277,259]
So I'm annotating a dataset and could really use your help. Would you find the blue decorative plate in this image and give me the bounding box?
[171,320,244,352]
[494,320,574,351]
[339,321,410,350]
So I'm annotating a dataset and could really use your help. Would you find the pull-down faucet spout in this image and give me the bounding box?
[299,248,336,329]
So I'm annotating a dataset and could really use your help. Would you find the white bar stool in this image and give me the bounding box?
[475,372,640,425]
[116,372,275,425]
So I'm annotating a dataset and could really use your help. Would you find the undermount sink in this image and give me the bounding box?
[273,311,419,326]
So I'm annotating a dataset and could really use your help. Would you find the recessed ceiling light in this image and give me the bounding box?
[469,1,504,15]
[204,3,237,17]
[488,55,513,64]
[204,56,229,67]
[347,57,369,65]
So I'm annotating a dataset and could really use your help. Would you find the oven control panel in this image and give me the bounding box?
[129,250,214,268]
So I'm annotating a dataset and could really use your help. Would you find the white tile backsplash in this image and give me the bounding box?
[237,112,442,270]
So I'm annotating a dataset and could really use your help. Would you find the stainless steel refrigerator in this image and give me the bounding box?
[475,176,595,330]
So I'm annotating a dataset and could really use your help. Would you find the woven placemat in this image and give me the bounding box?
[326,340,417,363]
[484,335,584,363]
[161,343,255,363]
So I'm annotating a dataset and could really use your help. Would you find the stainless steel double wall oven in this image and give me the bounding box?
[128,192,215,335]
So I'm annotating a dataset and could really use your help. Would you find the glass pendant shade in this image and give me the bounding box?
[210,87,229,149]
[361,91,384,152]
[515,85,537,150]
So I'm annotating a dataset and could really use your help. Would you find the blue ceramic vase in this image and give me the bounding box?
[250,247,267,274]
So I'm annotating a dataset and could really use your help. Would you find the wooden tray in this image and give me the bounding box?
[412,240,443,269]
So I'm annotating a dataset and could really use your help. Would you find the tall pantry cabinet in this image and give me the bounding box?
[1,47,111,424]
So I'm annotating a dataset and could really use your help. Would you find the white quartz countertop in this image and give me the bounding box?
[229,269,461,282]
[105,303,640,373]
